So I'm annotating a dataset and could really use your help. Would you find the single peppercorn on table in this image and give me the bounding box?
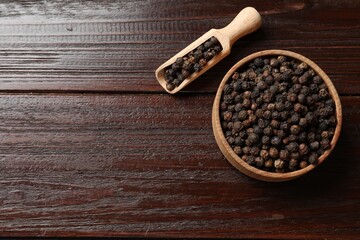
[0,1,359,239]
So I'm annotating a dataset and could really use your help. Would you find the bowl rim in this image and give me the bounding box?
[212,49,342,181]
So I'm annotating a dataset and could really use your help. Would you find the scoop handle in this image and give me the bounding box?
[220,7,262,46]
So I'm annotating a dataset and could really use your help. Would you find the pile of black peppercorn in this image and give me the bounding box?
[220,56,337,173]
[164,37,222,91]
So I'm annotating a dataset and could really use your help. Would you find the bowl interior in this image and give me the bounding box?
[212,49,342,182]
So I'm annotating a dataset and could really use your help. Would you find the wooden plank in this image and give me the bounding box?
[0,0,358,94]
[0,94,358,238]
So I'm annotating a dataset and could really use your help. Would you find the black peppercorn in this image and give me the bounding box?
[265,75,274,85]
[269,84,279,95]
[257,119,267,129]
[293,84,302,94]
[251,147,260,156]
[269,147,279,158]
[255,96,264,105]
[270,120,280,129]
[234,101,243,112]
[263,92,273,103]
[290,125,301,135]
[241,81,250,90]
[280,111,289,121]
[227,104,235,112]
[253,125,262,135]
[271,111,280,120]
[243,91,251,99]
[232,72,240,80]
[165,68,175,77]
[243,99,251,109]
[299,143,310,156]
[299,118,307,127]
[247,133,260,146]
[309,141,319,150]
[277,55,287,63]
[319,89,328,98]
[238,110,248,120]
[299,161,308,169]
[298,132,307,143]
[254,57,264,67]
[243,119,251,128]
[225,131,232,137]
[182,60,192,70]
[279,150,290,161]
[284,101,292,110]
[271,136,281,146]
[291,152,300,160]
[166,83,175,91]
[308,152,319,164]
[255,109,264,118]
[214,45,222,53]
[289,159,298,169]
[286,142,299,152]
[318,120,328,131]
[246,155,256,165]
[317,148,325,156]
[282,137,290,145]
[257,80,267,90]
[223,111,233,121]
[173,79,181,87]
[265,159,274,168]
[193,63,202,72]
[274,159,285,169]
[233,121,243,131]
[234,137,243,146]
[287,93,297,103]
[233,94,241,103]
[251,89,260,99]
[260,149,269,159]
[307,132,316,142]
[321,131,330,139]
[312,75,322,84]
[255,157,264,167]
[288,134,298,142]
[262,110,271,120]
[277,129,287,139]
[262,135,270,145]
[227,136,235,145]
[246,127,254,134]
[320,138,331,150]
[198,58,207,67]
[275,102,285,111]
[280,121,290,131]
[297,94,306,104]
[299,72,310,85]
[294,103,304,113]
[270,58,279,67]
[262,145,270,150]
[233,146,242,155]
[242,146,250,155]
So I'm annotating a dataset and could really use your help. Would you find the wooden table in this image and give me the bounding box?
[0,0,359,239]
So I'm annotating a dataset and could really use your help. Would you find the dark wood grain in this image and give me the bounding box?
[0,0,359,238]
[0,0,358,94]
[0,94,358,238]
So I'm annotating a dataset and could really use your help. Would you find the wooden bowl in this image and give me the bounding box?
[212,50,342,182]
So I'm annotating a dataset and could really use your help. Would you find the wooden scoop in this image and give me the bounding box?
[155,7,262,94]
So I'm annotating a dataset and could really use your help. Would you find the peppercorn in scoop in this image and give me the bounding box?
[219,56,337,173]
[164,37,222,91]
